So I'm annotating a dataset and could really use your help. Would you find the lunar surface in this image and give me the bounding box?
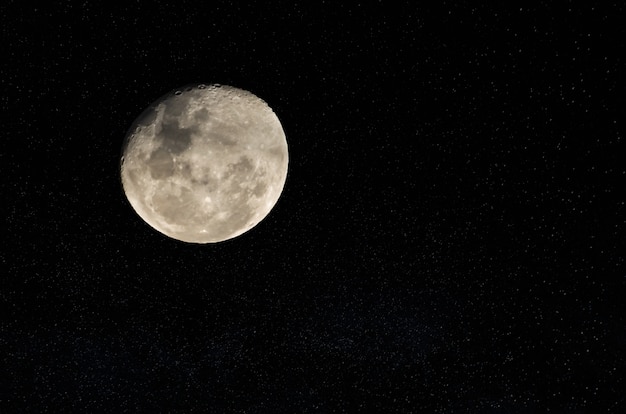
[120,84,288,243]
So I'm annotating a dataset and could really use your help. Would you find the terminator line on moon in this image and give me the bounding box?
[120,84,289,243]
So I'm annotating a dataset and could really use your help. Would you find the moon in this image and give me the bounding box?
[120,84,288,243]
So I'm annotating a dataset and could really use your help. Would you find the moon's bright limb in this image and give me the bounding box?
[120,84,288,243]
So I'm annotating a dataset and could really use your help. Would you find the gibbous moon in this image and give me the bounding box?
[120,84,288,243]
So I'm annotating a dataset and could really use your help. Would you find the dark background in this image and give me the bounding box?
[2,2,625,412]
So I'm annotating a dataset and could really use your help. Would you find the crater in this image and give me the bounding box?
[190,170,218,192]
[227,156,253,176]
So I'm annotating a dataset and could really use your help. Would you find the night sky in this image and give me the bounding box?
[2,2,625,412]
